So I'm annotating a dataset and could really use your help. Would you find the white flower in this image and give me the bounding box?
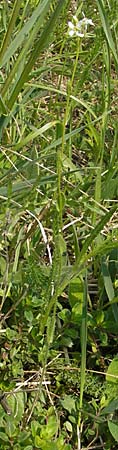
[68,14,94,38]
[68,21,75,36]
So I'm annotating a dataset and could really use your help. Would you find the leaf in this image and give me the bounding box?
[24,310,33,323]
[101,257,118,322]
[62,154,82,182]
[7,0,67,111]
[0,0,52,67]
[35,436,58,450]
[102,260,114,301]
[7,392,26,424]
[96,0,118,65]
[80,205,116,260]
[58,309,71,323]
[24,447,33,450]
[65,421,72,432]
[5,418,16,438]
[56,233,67,267]
[69,277,83,308]
[14,121,57,150]
[31,420,39,437]
[106,357,118,383]
[108,421,118,442]
[40,416,58,440]
[0,432,9,441]
[0,0,21,65]
[61,395,76,414]
[101,398,118,415]
[47,316,56,345]
[71,303,82,324]
[18,431,31,443]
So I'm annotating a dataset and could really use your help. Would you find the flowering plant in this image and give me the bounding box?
[68,14,94,38]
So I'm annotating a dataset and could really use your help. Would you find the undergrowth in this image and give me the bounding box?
[0,0,118,449]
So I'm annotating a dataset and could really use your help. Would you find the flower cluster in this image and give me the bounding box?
[68,14,94,38]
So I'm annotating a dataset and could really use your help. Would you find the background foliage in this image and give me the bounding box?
[0,0,118,449]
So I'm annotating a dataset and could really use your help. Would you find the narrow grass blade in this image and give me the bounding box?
[80,205,116,260]
[1,1,53,99]
[0,0,21,65]
[96,0,118,65]
[7,0,67,111]
[0,0,52,67]
[13,121,57,150]
[101,259,118,322]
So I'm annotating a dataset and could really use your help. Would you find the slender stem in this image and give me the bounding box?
[78,272,87,432]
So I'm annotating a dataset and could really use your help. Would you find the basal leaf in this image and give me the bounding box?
[108,420,118,442]
[106,357,118,383]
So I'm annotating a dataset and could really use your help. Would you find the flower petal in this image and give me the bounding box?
[68,21,74,29]
[76,31,84,37]
[68,29,75,36]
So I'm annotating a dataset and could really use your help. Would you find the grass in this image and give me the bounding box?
[0,0,118,449]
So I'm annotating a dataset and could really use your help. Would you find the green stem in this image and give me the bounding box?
[58,38,80,228]
[78,272,87,431]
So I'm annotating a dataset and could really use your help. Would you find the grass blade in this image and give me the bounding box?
[7,0,66,111]
[102,258,118,322]
[0,0,21,65]
[96,0,118,65]
[80,205,116,260]
[0,0,52,67]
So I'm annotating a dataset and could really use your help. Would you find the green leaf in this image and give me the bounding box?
[58,309,71,323]
[101,398,118,415]
[69,277,83,308]
[18,431,30,443]
[106,357,118,383]
[47,316,56,345]
[40,415,58,440]
[24,447,33,450]
[96,0,118,65]
[80,205,116,260]
[71,303,82,324]
[61,395,76,414]
[31,420,39,437]
[65,421,72,433]
[0,0,21,65]
[7,0,67,111]
[24,310,33,322]
[7,392,26,424]
[35,436,58,450]
[14,121,57,151]
[102,260,114,301]
[101,258,118,322]
[0,432,9,441]
[62,154,82,182]
[0,0,52,67]
[5,417,16,438]
[108,420,118,442]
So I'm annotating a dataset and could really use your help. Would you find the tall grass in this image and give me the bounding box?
[0,0,118,448]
